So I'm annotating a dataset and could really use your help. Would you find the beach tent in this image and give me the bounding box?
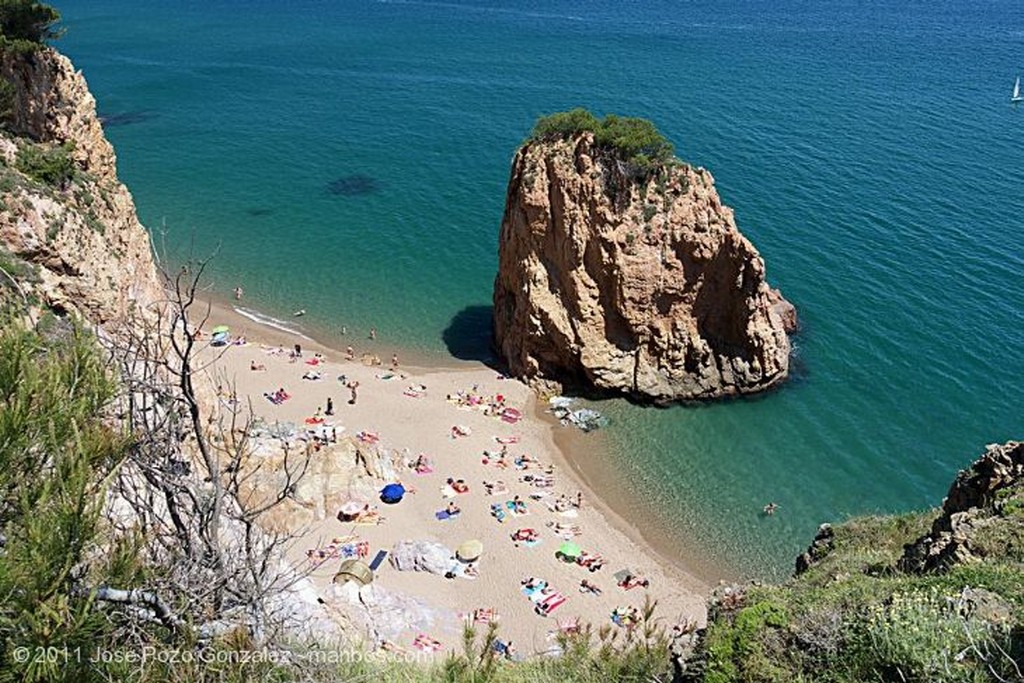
[456,539,483,562]
[557,541,582,560]
[380,483,406,504]
[333,559,373,586]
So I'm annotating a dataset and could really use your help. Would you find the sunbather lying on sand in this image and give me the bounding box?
[511,528,539,545]
[483,480,509,495]
[579,579,602,595]
[250,360,266,371]
[547,521,583,538]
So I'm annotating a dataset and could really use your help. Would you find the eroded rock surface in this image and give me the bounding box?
[0,48,161,323]
[493,133,793,402]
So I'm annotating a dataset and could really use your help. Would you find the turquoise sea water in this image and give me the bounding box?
[58,0,1024,579]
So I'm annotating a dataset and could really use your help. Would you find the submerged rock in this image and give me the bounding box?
[493,129,794,402]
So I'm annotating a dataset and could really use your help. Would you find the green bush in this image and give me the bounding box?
[15,141,75,188]
[0,0,62,53]
[529,108,674,175]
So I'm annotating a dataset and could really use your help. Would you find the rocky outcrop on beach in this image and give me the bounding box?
[0,47,161,322]
[493,132,794,402]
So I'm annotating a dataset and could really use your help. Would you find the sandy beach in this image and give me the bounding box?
[196,299,708,657]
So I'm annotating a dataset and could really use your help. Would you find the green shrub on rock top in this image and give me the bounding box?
[530,108,674,175]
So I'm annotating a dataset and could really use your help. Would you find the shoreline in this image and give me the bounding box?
[197,293,712,651]
[201,291,727,590]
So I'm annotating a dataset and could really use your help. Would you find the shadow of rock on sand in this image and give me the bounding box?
[442,305,503,371]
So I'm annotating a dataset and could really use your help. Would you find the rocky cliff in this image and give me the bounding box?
[0,47,162,322]
[682,440,1024,682]
[493,132,794,402]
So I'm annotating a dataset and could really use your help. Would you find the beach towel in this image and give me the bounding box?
[413,635,443,653]
[435,510,459,521]
[340,541,370,559]
[473,608,497,625]
[538,593,567,615]
[521,581,547,598]
[368,549,388,571]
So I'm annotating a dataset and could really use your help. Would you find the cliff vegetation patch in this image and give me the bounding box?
[0,0,62,54]
[530,108,674,175]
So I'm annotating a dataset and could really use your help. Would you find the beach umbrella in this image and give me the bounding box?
[339,500,367,517]
[333,559,373,586]
[456,539,483,562]
[380,483,405,504]
[211,325,230,334]
[557,541,582,559]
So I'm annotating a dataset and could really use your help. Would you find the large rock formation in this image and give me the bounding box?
[493,132,794,402]
[0,47,162,322]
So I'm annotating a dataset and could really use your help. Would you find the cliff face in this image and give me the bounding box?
[0,47,161,322]
[493,133,794,402]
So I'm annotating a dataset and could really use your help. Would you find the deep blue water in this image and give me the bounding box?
[56,0,1024,578]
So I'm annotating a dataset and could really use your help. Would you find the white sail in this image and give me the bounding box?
[1014,76,1022,102]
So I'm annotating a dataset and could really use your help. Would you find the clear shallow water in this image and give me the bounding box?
[58,0,1024,579]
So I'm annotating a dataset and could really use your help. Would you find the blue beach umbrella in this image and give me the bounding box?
[380,483,405,504]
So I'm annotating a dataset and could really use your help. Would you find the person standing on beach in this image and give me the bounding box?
[234,285,244,301]
[391,353,399,371]
[348,381,359,405]
[369,327,376,341]
[325,397,334,416]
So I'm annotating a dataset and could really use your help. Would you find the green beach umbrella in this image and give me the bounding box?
[211,325,230,334]
[558,541,581,559]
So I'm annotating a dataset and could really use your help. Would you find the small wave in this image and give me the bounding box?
[233,307,312,341]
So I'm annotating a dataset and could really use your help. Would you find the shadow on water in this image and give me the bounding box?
[442,305,503,371]
[98,110,159,127]
[246,207,274,217]
[326,174,381,196]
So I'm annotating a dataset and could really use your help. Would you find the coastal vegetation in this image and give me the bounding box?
[685,474,1024,683]
[530,108,674,175]
[0,0,62,53]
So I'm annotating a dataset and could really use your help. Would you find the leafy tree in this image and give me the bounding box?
[0,0,63,49]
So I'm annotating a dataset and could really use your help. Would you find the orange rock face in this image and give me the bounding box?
[0,48,162,323]
[493,133,793,402]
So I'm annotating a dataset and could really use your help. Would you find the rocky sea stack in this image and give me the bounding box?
[493,109,796,403]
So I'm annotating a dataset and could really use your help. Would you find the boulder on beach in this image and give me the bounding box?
[389,540,454,576]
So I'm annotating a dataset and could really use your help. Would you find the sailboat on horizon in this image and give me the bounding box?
[1013,76,1023,103]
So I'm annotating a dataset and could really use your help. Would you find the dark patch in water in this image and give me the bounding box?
[246,207,274,217]
[326,174,381,196]
[98,110,159,128]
